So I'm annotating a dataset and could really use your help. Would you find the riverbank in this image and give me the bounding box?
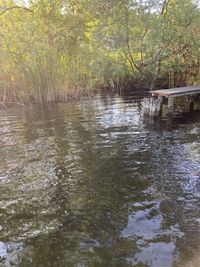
[0,72,188,109]
[1,0,200,109]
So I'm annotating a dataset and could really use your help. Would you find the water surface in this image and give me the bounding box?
[0,95,200,267]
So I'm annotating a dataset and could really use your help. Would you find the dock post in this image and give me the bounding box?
[142,98,150,116]
[168,97,174,118]
[195,94,200,110]
[142,97,163,118]
[189,95,195,112]
[158,96,164,117]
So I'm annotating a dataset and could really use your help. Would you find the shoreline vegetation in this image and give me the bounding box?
[1,0,200,105]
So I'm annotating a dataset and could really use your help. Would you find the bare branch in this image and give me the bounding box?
[0,5,32,16]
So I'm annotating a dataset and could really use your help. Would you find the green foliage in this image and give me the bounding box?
[1,0,200,102]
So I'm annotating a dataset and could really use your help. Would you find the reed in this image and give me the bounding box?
[0,69,93,107]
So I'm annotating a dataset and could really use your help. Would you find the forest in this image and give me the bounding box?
[1,0,200,103]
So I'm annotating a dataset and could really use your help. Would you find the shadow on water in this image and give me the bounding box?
[142,110,200,130]
[0,96,200,266]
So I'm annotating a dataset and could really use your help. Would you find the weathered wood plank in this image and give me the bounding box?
[150,85,200,97]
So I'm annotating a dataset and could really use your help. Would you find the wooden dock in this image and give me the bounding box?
[142,85,200,118]
[150,85,200,97]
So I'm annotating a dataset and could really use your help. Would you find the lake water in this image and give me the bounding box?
[0,95,200,267]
